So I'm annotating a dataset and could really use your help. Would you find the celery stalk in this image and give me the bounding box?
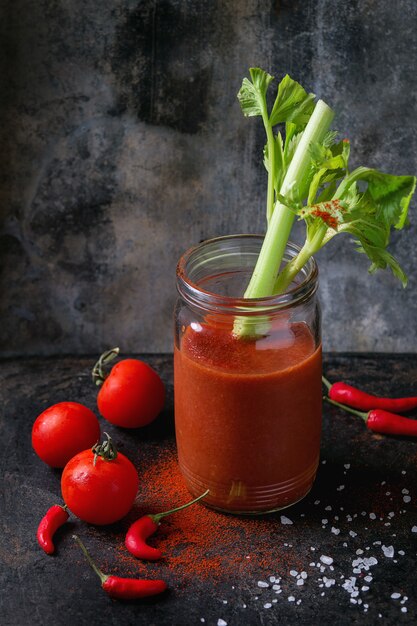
[243,100,334,299]
[233,69,414,339]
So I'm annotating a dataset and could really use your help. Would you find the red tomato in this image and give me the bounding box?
[61,447,139,524]
[32,402,100,468]
[97,359,165,428]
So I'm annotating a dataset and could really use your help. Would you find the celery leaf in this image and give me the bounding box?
[237,68,273,117]
[269,74,316,127]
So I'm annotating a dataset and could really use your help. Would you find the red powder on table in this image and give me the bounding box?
[114,442,305,586]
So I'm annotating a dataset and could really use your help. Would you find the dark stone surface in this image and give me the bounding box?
[1,1,417,356]
[1,353,417,625]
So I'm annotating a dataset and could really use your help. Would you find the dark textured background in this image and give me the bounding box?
[1,0,417,356]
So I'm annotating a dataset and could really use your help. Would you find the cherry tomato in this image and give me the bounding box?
[97,358,165,428]
[61,438,139,525]
[32,402,100,468]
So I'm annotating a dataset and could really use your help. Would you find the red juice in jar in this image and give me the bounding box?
[174,235,322,514]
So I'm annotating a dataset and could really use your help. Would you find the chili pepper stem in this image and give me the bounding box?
[321,375,332,391]
[73,535,108,585]
[323,396,367,421]
[150,489,210,524]
[92,347,120,386]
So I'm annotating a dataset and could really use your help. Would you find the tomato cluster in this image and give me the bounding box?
[32,350,165,525]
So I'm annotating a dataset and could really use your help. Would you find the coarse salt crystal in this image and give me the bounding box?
[296,579,304,586]
[352,556,378,572]
[403,496,411,503]
[344,464,351,469]
[322,519,328,525]
[290,570,298,577]
[222,600,227,604]
[320,555,333,565]
[217,620,227,626]
[382,545,394,558]
[272,584,280,591]
[269,576,275,583]
[337,485,345,491]
[398,550,405,556]
[264,603,272,609]
[349,531,357,537]
[301,572,307,579]
[401,607,407,613]
[369,513,376,520]
[314,500,320,505]
[391,593,401,599]
[288,596,295,602]
[325,505,332,511]
[281,515,293,525]
[402,488,409,494]
[331,527,340,535]
[258,581,268,588]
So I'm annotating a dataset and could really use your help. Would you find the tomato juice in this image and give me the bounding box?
[174,319,322,513]
[174,236,322,514]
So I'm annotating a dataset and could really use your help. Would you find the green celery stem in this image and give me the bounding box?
[243,100,334,299]
[273,222,328,294]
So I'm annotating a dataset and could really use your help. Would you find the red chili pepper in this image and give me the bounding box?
[125,489,209,561]
[37,504,69,555]
[324,396,417,436]
[322,376,417,413]
[73,535,167,600]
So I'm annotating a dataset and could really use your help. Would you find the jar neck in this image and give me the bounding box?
[176,235,318,315]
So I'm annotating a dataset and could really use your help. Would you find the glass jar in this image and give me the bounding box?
[174,235,322,514]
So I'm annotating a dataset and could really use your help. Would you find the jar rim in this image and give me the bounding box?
[176,234,318,314]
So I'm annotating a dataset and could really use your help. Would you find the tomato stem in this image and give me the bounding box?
[92,432,118,465]
[73,535,108,585]
[92,347,120,386]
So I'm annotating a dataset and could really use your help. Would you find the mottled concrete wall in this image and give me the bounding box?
[1,0,417,356]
